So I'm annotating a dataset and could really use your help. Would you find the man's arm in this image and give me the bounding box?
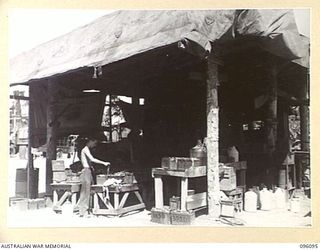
[83,147,110,166]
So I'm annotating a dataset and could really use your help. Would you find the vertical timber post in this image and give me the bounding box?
[300,75,309,151]
[45,79,58,195]
[265,61,278,187]
[131,84,140,163]
[206,54,220,217]
[27,87,34,199]
[109,95,113,142]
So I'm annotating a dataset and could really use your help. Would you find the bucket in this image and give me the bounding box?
[244,189,257,212]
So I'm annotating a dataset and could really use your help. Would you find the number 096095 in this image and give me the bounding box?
[300,244,318,248]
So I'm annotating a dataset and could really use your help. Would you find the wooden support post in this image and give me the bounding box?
[109,95,113,142]
[265,61,278,187]
[300,78,309,151]
[45,79,58,195]
[130,84,140,163]
[206,54,220,217]
[27,87,34,199]
[114,193,120,209]
[53,190,58,206]
[180,177,188,211]
[154,176,163,209]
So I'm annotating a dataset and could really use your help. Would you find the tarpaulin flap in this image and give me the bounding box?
[29,82,105,147]
[233,9,309,67]
[10,10,309,85]
[10,10,235,84]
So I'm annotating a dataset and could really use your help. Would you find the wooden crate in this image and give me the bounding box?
[161,157,201,170]
[28,199,38,210]
[34,198,46,209]
[52,160,65,171]
[170,210,195,225]
[219,166,237,191]
[53,171,67,183]
[10,198,28,212]
[151,207,171,225]
[220,200,236,217]
[96,174,108,185]
[186,192,207,210]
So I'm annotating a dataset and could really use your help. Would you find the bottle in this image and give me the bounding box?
[260,188,272,211]
[244,189,257,212]
[190,139,207,166]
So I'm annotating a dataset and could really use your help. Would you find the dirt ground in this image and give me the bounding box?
[7,156,311,228]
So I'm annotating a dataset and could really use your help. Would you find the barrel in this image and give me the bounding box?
[15,168,39,199]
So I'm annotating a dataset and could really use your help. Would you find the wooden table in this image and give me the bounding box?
[91,183,145,216]
[50,182,81,212]
[152,166,207,211]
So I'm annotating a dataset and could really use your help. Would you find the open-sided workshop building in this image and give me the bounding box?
[9,9,310,221]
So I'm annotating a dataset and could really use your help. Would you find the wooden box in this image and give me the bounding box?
[170,210,195,225]
[169,196,181,211]
[96,174,108,185]
[186,192,207,210]
[151,207,171,225]
[52,160,65,171]
[161,157,200,171]
[220,200,236,217]
[220,198,243,217]
[34,198,46,209]
[219,166,237,191]
[28,199,38,210]
[10,198,28,212]
[53,171,67,183]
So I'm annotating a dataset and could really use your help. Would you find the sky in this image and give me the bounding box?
[8,9,310,59]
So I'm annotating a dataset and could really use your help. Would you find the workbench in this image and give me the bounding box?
[90,183,145,216]
[152,166,207,211]
[50,182,81,212]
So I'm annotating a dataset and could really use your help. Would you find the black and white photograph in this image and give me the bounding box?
[8,9,310,228]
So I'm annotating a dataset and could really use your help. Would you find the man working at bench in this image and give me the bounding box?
[78,136,110,218]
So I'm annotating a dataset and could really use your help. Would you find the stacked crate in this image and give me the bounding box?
[161,157,201,170]
[52,160,67,183]
[150,207,195,225]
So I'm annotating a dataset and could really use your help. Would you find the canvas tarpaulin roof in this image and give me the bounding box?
[10,9,309,85]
